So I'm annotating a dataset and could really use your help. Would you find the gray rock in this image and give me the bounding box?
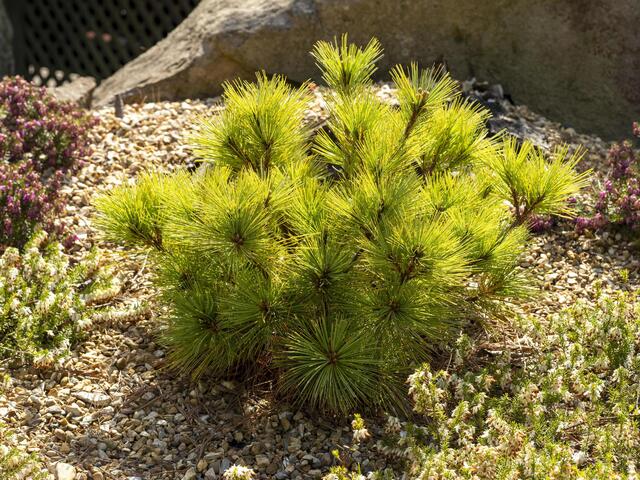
[210,459,221,473]
[487,114,551,150]
[278,411,293,421]
[50,76,97,108]
[73,391,110,407]
[205,467,218,479]
[93,0,640,140]
[47,405,64,415]
[182,467,197,480]
[320,452,332,466]
[488,84,504,101]
[250,442,264,455]
[255,454,271,468]
[305,455,321,468]
[66,402,83,417]
[280,417,292,431]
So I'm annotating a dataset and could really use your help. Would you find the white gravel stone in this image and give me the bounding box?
[56,462,76,480]
[73,391,111,407]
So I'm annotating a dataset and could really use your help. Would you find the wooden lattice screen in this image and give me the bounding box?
[7,0,200,86]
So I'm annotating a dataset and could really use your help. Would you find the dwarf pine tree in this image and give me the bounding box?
[96,36,589,414]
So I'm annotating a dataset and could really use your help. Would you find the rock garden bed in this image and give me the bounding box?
[1,71,637,480]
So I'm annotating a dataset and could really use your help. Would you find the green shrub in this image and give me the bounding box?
[95,36,587,413]
[406,292,640,479]
[0,231,120,364]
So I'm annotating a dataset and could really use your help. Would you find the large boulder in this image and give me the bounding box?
[50,76,97,108]
[93,0,640,140]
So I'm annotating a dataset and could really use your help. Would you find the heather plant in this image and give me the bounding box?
[0,231,120,364]
[403,292,640,479]
[96,36,587,413]
[0,76,97,172]
[0,159,65,250]
[576,122,640,232]
[0,76,96,250]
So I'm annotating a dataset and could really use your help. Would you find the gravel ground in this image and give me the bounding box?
[1,83,636,480]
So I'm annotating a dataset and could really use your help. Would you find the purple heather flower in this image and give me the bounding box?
[575,217,590,233]
[63,234,78,250]
[604,180,614,192]
[529,215,553,233]
[0,75,95,172]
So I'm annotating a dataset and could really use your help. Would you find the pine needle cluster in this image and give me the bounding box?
[95,36,589,414]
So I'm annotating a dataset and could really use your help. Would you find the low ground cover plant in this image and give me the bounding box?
[96,36,587,413]
[404,291,640,479]
[0,76,96,171]
[329,293,640,479]
[576,122,640,232]
[0,231,120,364]
[0,159,66,250]
[0,76,96,251]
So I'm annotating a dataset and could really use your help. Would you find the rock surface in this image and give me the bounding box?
[93,0,640,140]
[51,76,97,108]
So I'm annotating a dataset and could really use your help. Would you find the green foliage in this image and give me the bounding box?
[0,422,47,480]
[94,171,172,250]
[96,37,586,413]
[191,74,311,173]
[312,35,383,97]
[0,231,120,364]
[489,138,589,225]
[321,415,397,480]
[406,292,640,479]
[280,317,382,413]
